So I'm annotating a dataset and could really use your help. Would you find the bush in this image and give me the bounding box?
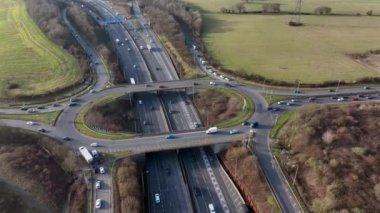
[262,3,281,13]
[367,10,373,16]
[314,6,332,15]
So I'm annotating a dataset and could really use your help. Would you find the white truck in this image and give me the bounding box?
[130,77,136,85]
[147,44,152,51]
[206,127,218,134]
[79,146,93,164]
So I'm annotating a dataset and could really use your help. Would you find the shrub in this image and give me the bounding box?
[314,6,332,15]
[367,10,373,16]
[262,3,281,13]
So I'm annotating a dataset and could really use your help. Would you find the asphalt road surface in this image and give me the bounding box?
[144,151,194,213]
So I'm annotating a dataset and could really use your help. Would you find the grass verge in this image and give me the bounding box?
[269,109,297,138]
[0,110,62,125]
[0,0,81,98]
[75,93,134,140]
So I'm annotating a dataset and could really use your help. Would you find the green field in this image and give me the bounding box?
[0,0,81,97]
[185,0,380,83]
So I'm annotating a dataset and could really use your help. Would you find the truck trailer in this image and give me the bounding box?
[79,146,93,164]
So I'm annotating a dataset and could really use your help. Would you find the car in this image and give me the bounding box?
[358,94,365,98]
[308,97,316,102]
[68,102,77,107]
[37,106,45,110]
[138,100,142,105]
[291,99,296,103]
[155,193,160,204]
[38,128,46,133]
[26,121,36,126]
[63,137,71,141]
[90,143,98,147]
[70,98,79,102]
[212,72,217,76]
[328,89,335,92]
[164,134,174,139]
[293,89,301,94]
[193,122,200,128]
[277,101,285,105]
[267,106,273,111]
[143,121,148,126]
[337,97,345,102]
[225,78,230,81]
[209,81,216,85]
[89,89,97,93]
[146,84,152,87]
[286,102,293,106]
[158,85,165,88]
[367,95,374,99]
[363,86,370,90]
[150,105,154,110]
[52,103,60,107]
[250,121,259,128]
[125,38,128,41]
[156,67,161,71]
[229,129,238,135]
[127,48,131,51]
[351,97,359,101]
[99,167,105,174]
[95,180,101,189]
[28,108,38,113]
[241,121,249,126]
[133,64,137,68]
[193,82,199,86]
[95,199,102,209]
[195,187,201,196]
[21,107,28,111]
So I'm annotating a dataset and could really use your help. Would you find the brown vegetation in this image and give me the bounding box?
[0,126,86,213]
[67,174,87,213]
[277,103,380,212]
[192,88,242,126]
[85,98,137,132]
[140,0,201,77]
[219,142,277,212]
[114,158,143,213]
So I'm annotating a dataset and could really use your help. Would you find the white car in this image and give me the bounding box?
[125,38,128,41]
[133,64,137,68]
[99,167,105,174]
[337,97,345,102]
[89,89,97,93]
[27,108,38,113]
[225,78,230,81]
[277,101,285,105]
[26,121,36,126]
[95,199,102,209]
[90,143,98,147]
[138,100,143,105]
[209,81,216,85]
[212,72,218,76]
[95,180,101,189]
[229,129,238,135]
[127,48,131,51]
[155,193,160,204]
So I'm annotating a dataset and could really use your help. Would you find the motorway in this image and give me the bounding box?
[1,0,380,213]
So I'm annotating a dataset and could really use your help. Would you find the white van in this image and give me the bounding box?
[208,203,215,213]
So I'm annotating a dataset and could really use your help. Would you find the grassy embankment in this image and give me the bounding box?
[0,0,81,99]
[192,87,254,128]
[75,93,134,140]
[219,143,280,212]
[0,110,61,125]
[185,0,380,83]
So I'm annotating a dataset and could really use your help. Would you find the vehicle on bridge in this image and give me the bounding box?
[206,127,218,134]
[164,134,174,139]
[130,77,136,85]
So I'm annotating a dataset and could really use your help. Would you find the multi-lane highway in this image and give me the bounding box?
[1,0,380,213]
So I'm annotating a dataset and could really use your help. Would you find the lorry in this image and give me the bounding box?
[130,77,136,85]
[206,127,218,134]
[79,146,93,164]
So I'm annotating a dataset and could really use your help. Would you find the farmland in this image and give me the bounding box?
[0,0,81,98]
[186,0,380,83]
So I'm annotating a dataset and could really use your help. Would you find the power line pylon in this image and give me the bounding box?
[289,0,303,27]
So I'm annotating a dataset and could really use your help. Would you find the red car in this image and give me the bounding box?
[351,97,359,101]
